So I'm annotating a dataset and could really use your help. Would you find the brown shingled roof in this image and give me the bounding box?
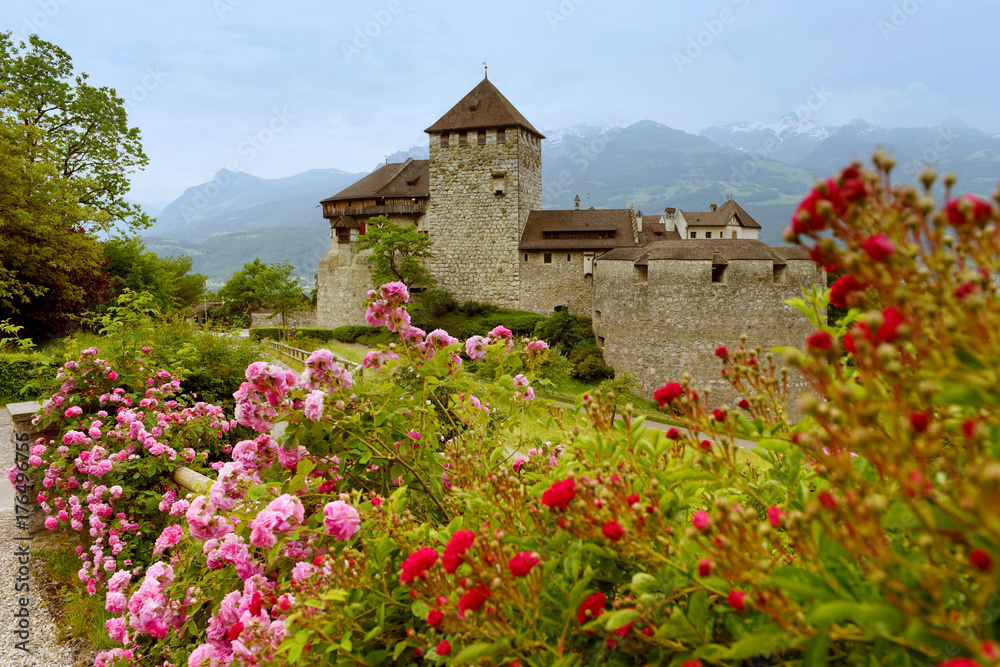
[598,239,808,263]
[681,200,762,229]
[321,159,429,203]
[519,209,679,250]
[424,78,544,138]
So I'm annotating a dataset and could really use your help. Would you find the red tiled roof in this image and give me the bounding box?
[425,78,544,138]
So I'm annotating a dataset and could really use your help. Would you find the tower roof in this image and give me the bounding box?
[424,78,544,138]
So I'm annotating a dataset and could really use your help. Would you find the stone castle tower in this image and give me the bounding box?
[423,77,543,308]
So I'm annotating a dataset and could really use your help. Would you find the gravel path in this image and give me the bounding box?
[0,408,80,667]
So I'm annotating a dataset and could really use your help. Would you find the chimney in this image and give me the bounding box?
[665,207,676,219]
[710,203,717,212]
[574,195,581,211]
[637,215,643,233]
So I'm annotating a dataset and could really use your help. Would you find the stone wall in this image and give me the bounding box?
[316,242,372,329]
[593,257,823,413]
[249,309,318,329]
[425,127,542,309]
[519,250,595,316]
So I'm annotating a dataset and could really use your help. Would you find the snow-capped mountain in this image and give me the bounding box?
[700,114,834,164]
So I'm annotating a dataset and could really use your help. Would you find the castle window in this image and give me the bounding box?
[477,131,486,146]
[633,264,648,283]
[524,253,528,262]
[706,231,712,238]
[773,264,788,284]
[567,253,571,262]
[712,264,728,284]
[544,253,552,264]
[690,231,697,239]
[594,310,601,321]
[440,134,449,148]
[495,189,505,196]
[597,336,605,348]
[731,231,738,239]
[459,132,468,147]
[497,128,505,144]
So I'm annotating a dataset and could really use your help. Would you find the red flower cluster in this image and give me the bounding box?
[791,166,868,235]
[654,382,684,407]
[508,551,539,577]
[727,589,748,611]
[843,307,904,355]
[805,330,836,356]
[714,345,729,359]
[970,548,993,572]
[829,275,864,308]
[577,591,606,624]
[436,639,452,657]
[697,558,713,577]
[458,584,491,613]
[426,608,444,627]
[861,234,895,262]
[400,546,438,583]
[602,520,625,541]
[945,194,993,228]
[442,530,475,573]
[542,477,577,510]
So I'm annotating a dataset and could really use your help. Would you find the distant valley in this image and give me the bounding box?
[140,118,1000,285]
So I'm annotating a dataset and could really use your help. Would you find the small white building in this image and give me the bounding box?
[665,200,761,241]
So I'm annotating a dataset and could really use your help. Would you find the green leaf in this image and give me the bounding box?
[805,601,905,633]
[603,609,640,632]
[411,599,430,620]
[452,642,508,664]
[764,568,838,603]
[630,572,659,595]
[364,625,382,641]
[246,484,270,502]
[802,624,831,667]
[687,590,709,629]
[726,632,788,660]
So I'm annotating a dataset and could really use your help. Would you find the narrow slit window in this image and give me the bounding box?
[544,252,552,264]
[567,253,571,262]
[523,253,528,262]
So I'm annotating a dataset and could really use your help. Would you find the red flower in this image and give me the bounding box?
[542,477,577,510]
[666,428,681,440]
[805,330,835,355]
[427,609,444,627]
[970,548,993,572]
[738,398,750,410]
[829,275,864,308]
[442,529,475,573]
[654,382,685,407]
[435,639,452,657]
[508,551,539,577]
[909,412,930,433]
[627,493,641,505]
[792,179,846,233]
[226,621,244,641]
[602,520,625,541]
[697,558,713,577]
[400,546,438,583]
[458,584,490,613]
[691,510,710,532]
[861,234,894,262]
[727,589,748,611]
[955,282,977,299]
[877,306,903,343]
[838,165,868,202]
[577,591,606,624]
[682,661,704,667]
[611,615,636,638]
[699,439,712,451]
[714,345,729,359]
[936,660,981,667]
[946,194,993,227]
[767,506,785,527]
[712,408,726,422]
[963,419,978,440]
[818,491,837,509]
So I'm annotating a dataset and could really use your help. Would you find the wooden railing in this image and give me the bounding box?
[265,340,362,371]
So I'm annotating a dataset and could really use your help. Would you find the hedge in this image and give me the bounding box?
[330,325,381,343]
[250,327,338,342]
[0,355,59,405]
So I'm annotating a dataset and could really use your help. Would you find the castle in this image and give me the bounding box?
[316,76,824,407]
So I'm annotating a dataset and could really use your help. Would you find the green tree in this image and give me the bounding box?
[103,236,206,314]
[354,216,435,290]
[0,33,150,234]
[217,259,307,332]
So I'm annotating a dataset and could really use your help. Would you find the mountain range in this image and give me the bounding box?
[141,118,1000,285]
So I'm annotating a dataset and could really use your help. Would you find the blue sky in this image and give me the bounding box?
[3,0,997,204]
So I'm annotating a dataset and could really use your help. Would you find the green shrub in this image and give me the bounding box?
[330,325,381,343]
[418,289,457,317]
[450,321,491,340]
[535,351,572,386]
[533,309,594,355]
[249,327,282,341]
[485,312,547,335]
[570,346,614,381]
[458,300,498,317]
[0,353,58,404]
